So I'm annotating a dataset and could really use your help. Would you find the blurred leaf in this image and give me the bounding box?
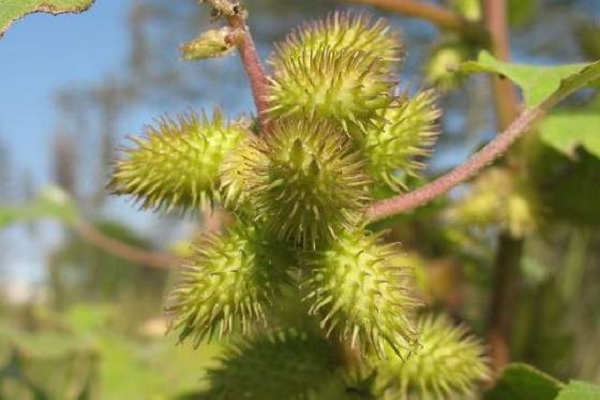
[540,112,600,159]
[485,363,563,400]
[576,20,600,61]
[459,51,597,106]
[0,186,77,229]
[0,0,94,37]
[556,381,600,400]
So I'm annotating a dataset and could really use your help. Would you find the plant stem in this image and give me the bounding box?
[365,104,542,221]
[226,12,271,134]
[488,233,523,370]
[346,0,483,38]
[483,0,522,374]
[72,219,176,269]
[484,0,519,130]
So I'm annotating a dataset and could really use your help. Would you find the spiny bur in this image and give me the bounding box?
[376,314,490,400]
[267,46,395,134]
[272,11,403,72]
[447,167,537,238]
[165,223,291,347]
[219,136,267,211]
[109,110,249,213]
[248,118,370,248]
[302,230,420,356]
[362,90,440,193]
[204,329,340,400]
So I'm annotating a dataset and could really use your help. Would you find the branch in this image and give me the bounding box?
[484,0,518,130]
[225,7,271,133]
[365,104,543,221]
[346,0,483,38]
[71,219,176,270]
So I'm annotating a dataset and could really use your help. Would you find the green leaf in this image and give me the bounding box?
[556,381,600,400]
[0,0,95,37]
[484,363,564,400]
[540,112,600,158]
[460,51,595,106]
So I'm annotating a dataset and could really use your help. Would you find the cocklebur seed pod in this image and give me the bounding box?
[219,136,268,211]
[267,47,396,134]
[248,119,370,248]
[272,11,404,72]
[452,0,482,21]
[303,230,420,356]
[109,110,249,213]
[180,27,243,60]
[164,223,291,346]
[376,314,490,399]
[362,90,440,193]
[425,40,472,92]
[446,167,537,238]
[204,329,339,400]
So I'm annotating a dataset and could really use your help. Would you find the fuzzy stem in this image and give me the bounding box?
[346,0,484,38]
[365,105,542,221]
[226,12,271,134]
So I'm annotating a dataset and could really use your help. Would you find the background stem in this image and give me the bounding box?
[483,0,522,374]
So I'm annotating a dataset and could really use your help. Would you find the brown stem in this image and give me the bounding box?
[226,13,271,134]
[483,0,522,374]
[365,104,543,221]
[488,234,523,372]
[484,0,519,130]
[72,219,176,270]
[346,0,483,38]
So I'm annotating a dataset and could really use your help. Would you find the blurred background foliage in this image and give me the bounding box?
[0,0,599,398]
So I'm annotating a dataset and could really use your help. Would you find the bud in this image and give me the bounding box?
[180,27,242,61]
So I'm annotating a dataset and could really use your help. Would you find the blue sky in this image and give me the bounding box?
[0,1,135,283]
[1,1,129,187]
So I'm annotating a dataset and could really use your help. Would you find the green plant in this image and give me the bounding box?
[107,0,600,398]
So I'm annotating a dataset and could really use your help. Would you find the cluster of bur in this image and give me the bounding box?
[110,7,490,400]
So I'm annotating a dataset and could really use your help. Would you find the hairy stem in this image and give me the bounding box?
[346,0,484,38]
[365,104,542,221]
[226,11,271,134]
